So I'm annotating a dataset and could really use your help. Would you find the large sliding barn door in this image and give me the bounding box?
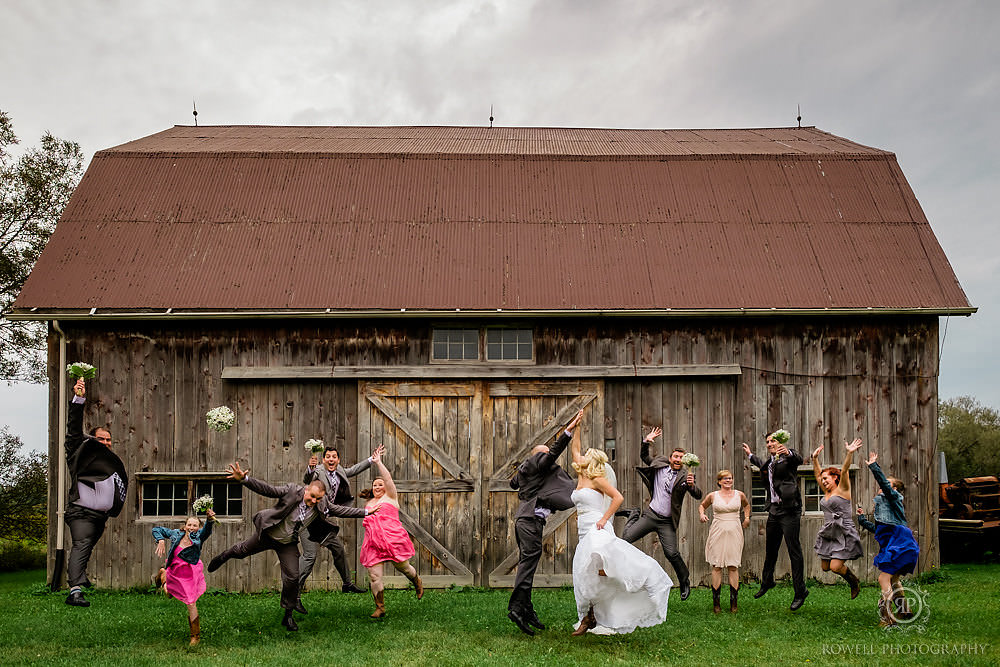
[358,382,481,587]
[359,379,603,588]
[484,381,603,587]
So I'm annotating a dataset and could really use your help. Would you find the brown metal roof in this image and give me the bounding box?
[11,125,971,315]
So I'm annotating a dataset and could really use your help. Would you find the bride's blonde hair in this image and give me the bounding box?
[572,448,608,479]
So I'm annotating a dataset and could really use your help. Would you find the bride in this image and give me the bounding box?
[569,429,672,635]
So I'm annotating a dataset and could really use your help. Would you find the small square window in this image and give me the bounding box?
[432,329,480,361]
[194,481,244,516]
[142,482,188,517]
[486,329,533,361]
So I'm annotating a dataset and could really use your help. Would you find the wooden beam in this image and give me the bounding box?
[398,506,474,577]
[393,479,475,493]
[365,392,471,481]
[487,508,576,578]
[222,364,743,380]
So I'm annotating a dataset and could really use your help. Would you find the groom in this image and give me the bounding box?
[621,426,702,600]
[506,408,584,636]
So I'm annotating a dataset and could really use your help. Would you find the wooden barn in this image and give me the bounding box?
[9,125,973,592]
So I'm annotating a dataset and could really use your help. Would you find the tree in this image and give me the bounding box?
[938,396,1000,481]
[0,426,48,543]
[1,110,84,382]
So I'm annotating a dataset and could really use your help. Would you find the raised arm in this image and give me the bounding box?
[640,426,662,465]
[839,439,862,493]
[811,444,824,480]
[343,444,381,477]
[65,378,87,458]
[570,428,585,468]
[372,447,397,500]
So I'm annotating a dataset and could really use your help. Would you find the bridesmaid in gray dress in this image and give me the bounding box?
[810,439,865,599]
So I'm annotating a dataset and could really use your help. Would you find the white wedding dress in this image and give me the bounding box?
[571,472,672,634]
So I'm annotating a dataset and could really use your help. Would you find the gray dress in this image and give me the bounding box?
[814,495,864,560]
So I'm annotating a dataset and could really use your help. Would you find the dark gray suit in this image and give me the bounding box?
[209,477,365,610]
[623,440,702,589]
[298,457,372,588]
[507,431,575,614]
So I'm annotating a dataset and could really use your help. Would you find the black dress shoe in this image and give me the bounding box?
[342,582,367,594]
[65,591,90,607]
[790,590,809,611]
[679,580,691,601]
[207,555,226,573]
[526,608,546,630]
[281,611,299,631]
[507,609,535,636]
[293,599,308,614]
[753,582,774,599]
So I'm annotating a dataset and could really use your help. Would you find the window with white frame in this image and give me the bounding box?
[748,468,856,514]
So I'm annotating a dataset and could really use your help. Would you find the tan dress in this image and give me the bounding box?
[704,491,744,568]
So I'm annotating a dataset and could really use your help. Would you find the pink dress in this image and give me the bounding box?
[164,541,207,604]
[360,502,415,567]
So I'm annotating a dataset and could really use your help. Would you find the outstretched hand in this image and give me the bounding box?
[866,451,878,465]
[644,426,663,443]
[741,442,752,457]
[845,438,863,453]
[155,540,166,559]
[226,461,249,481]
[566,409,585,433]
[372,443,385,463]
[811,444,824,460]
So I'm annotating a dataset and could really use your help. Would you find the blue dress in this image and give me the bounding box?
[858,462,918,575]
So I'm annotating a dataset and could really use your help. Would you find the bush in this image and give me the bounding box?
[0,539,45,572]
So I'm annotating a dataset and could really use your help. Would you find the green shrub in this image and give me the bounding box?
[0,539,45,572]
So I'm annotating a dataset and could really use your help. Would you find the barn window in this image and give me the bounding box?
[486,328,533,361]
[749,468,857,514]
[431,328,479,361]
[142,482,189,517]
[138,476,243,519]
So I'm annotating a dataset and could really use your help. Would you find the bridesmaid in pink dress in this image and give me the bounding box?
[359,447,423,618]
[152,509,215,645]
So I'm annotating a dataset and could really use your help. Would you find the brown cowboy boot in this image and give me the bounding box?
[712,586,721,614]
[891,584,913,619]
[152,567,166,589]
[729,585,738,613]
[841,568,861,600]
[370,590,386,618]
[571,605,597,636]
[189,616,200,646]
[877,596,898,629]
[412,575,424,600]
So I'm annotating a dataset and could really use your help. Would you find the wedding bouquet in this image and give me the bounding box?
[206,406,235,432]
[680,452,700,469]
[67,362,97,379]
[304,439,324,454]
[770,429,791,444]
[192,494,214,514]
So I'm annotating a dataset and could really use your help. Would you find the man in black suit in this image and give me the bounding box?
[297,443,381,599]
[743,429,808,611]
[507,409,584,636]
[207,461,376,630]
[621,426,702,600]
[63,378,128,608]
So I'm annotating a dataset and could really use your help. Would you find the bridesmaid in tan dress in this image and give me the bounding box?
[699,470,751,613]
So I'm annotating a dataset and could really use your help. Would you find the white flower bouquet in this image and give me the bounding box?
[680,452,700,469]
[304,439,325,454]
[206,406,235,432]
[67,362,97,379]
[192,494,213,514]
[770,429,791,445]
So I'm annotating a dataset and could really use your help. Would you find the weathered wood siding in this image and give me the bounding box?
[46,316,940,590]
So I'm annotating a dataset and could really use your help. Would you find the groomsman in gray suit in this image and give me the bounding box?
[207,461,376,631]
[297,442,382,600]
[507,409,584,636]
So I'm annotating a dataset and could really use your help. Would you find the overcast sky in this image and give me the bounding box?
[2,0,997,455]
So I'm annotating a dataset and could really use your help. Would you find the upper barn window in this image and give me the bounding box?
[431,328,534,362]
[486,328,533,361]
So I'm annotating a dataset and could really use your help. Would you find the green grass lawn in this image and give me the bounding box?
[0,565,998,666]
